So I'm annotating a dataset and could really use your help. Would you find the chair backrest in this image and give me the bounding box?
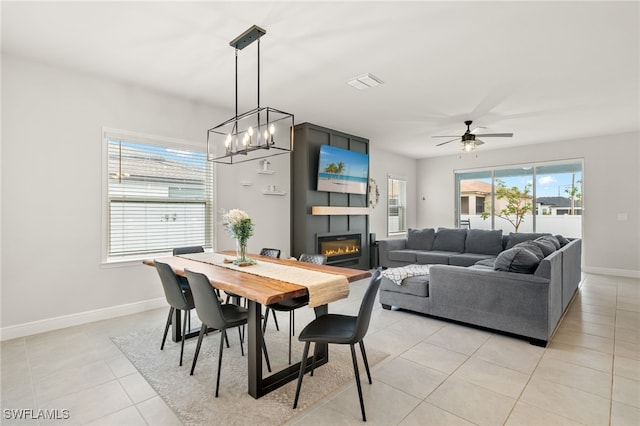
[352,270,382,342]
[260,248,281,258]
[155,261,193,310]
[459,219,471,229]
[173,246,205,256]
[185,269,228,329]
[299,253,327,265]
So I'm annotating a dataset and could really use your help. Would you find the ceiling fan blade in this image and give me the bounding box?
[475,139,485,146]
[474,133,513,137]
[436,138,458,147]
[432,135,460,138]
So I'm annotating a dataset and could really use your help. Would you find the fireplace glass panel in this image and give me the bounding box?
[317,234,361,263]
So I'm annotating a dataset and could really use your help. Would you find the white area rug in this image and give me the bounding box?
[113,323,387,425]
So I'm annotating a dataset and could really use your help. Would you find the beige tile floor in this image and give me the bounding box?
[1,272,638,425]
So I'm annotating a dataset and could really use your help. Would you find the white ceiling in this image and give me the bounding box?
[2,1,638,158]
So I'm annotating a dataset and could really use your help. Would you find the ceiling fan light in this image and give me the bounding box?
[462,141,476,152]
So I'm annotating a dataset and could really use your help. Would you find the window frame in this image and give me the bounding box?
[387,174,408,236]
[455,159,583,237]
[101,127,215,265]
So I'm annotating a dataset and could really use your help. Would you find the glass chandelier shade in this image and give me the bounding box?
[462,140,476,152]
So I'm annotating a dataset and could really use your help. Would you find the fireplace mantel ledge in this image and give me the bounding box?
[311,206,371,216]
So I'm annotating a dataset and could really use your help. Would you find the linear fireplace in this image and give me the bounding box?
[317,233,362,264]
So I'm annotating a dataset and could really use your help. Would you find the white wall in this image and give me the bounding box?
[215,154,292,257]
[417,132,640,276]
[1,54,228,334]
[368,144,417,240]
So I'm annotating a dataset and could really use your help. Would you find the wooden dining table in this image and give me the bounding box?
[144,252,371,398]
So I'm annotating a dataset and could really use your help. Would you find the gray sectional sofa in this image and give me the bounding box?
[378,228,582,345]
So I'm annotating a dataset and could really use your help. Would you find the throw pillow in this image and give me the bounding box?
[533,236,558,257]
[537,234,561,249]
[514,241,544,260]
[505,232,552,249]
[406,228,435,250]
[464,229,503,255]
[555,234,570,247]
[494,246,541,274]
[433,228,467,252]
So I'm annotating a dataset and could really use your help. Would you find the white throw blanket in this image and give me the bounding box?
[382,264,431,285]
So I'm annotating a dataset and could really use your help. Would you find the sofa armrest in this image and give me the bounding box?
[429,265,557,341]
[560,238,582,310]
[378,238,407,267]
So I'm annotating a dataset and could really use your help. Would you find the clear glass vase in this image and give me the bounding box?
[234,238,249,264]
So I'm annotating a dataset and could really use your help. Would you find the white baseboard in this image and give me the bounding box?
[583,265,640,279]
[0,297,168,341]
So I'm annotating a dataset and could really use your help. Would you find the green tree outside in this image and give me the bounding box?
[481,179,533,232]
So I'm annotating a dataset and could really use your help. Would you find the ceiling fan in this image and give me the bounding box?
[433,120,513,152]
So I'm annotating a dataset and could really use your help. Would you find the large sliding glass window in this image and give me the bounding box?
[535,162,582,237]
[103,129,214,262]
[388,175,407,235]
[456,160,582,238]
[493,167,534,233]
[457,170,492,230]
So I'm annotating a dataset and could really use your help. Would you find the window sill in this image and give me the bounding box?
[101,252,173,268]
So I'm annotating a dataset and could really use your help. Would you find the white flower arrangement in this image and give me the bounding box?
[222,209,254,241]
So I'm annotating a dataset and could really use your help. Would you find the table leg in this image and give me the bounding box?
[247,301,328,398]
[171,309,211,342]
[247,300,263,397]
[171,308,182,342]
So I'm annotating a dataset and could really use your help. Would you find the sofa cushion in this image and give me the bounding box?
[555,234,570,247]
[494,246,541,274]
[475,257,497,268]
[514,241,545,260]
[464,229,503,255]
[388,250,419,263]
[449,253,496,267]
[532,237,556,257]
[416,251,451,265]
[468,264,494,271]
[406,228,435,250]
[505,232,552,249]
[433,228,467,252]
[380,275,429,297]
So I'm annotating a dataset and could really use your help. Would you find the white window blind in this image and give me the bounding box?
[105,131,214,260]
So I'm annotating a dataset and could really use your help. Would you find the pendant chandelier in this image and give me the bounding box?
[207,25,294,164]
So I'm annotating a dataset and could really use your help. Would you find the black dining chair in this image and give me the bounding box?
[185,269,271,396]
[293,270,382,422]
[155,261,196,367]
[257,248,283,331]
[172,245,204,290]
[263,253,327,364]
[171,246,206,339]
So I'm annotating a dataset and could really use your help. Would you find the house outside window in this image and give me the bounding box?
[103,129,214,262]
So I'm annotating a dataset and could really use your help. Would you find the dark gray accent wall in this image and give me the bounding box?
[291,123,370,270]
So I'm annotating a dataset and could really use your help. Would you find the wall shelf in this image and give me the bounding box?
[263,190,286,196]
[311,206,371,216]
[257,170,275,175]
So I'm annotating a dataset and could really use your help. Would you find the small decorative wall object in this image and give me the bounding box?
[368,178,380,208]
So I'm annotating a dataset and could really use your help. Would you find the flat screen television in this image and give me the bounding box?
[317,145,369,195]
